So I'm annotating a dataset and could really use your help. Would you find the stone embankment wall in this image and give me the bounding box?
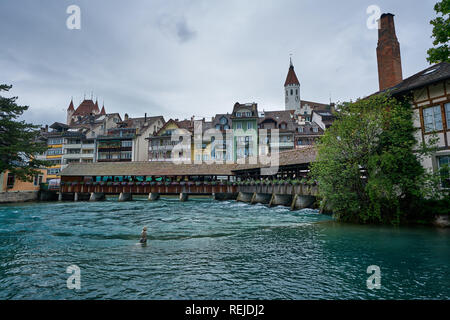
[0,191,38,203]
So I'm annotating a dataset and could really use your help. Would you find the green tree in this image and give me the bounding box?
[427,0,450,64]
[0,84,49,182]
[310,94,435,225]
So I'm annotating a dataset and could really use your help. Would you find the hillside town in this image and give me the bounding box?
[35,59,336,182]
[1,13,449,192]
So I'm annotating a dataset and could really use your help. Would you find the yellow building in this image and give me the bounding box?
[0,169,47,192]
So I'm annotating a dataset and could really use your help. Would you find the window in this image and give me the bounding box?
[246,112,252,117]
[296,89,298,95]
[298,127,304,133]
[7,173,15,188]
[247,122,253,130]
[236,123,242,129]
[236,112,241,117]
[47,168,60,175]
[122,140,132,147]
[33,174,43,186]
[423,106,443,132]
[224,125,230,130]
[290,89,293,95]
[438,156,450,188]
[445,103,450,125]
[313,127,319,133]
[215,124,221,130]
[47,148,63,155]
[121,152,132,159]
[48,138,63,145]
[286,90,288,96]
[66,148,80,154]
[280,123,286,129]
[48,159,61,165]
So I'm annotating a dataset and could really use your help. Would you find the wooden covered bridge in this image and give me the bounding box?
[58,147,318,209]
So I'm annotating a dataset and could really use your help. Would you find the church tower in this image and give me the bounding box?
[284,58,301,113]
[66,99,75,125]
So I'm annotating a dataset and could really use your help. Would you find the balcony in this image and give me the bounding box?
[63,153,82,159]
[98,146,132,153]
[98,158,131,162]
[149,145,175,151]
[148,157,191,162]
[272,141,294,148]
[64,143,82,149]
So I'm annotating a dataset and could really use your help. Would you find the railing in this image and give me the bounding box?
[149,145,175,151]
[60,181,238,195]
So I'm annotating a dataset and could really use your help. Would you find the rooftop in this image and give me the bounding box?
[380,62,450,95]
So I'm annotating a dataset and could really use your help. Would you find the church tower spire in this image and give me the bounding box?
[284,57,300,113]
[67,98,75,125]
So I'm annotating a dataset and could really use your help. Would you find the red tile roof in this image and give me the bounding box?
[284,65,300,86]
[73,99,97,116]
[67,100,74,111]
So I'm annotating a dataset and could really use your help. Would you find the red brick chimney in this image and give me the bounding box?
[376,13,403,91]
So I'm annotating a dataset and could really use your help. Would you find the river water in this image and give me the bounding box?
[0,197,449,299]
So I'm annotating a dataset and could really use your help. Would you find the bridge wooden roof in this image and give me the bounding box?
[59,161,250,177]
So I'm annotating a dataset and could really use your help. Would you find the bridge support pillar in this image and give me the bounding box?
[118,192,132,202]
[90,192,105,201]
[290,194,316,210]
[148,192,160,201]
[236,192,253,203]
[251,193,272,205]
[269,194,293,208]
[74,192,79,202]
[179,193,189,202]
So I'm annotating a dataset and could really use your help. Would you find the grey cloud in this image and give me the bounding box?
[157,14,196,43]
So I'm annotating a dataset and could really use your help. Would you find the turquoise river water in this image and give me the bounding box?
[0,197,449,299]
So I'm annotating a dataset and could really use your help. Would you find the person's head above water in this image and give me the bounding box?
[143,226,147,231]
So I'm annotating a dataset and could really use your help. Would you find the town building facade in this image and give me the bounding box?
[373,13,449,187]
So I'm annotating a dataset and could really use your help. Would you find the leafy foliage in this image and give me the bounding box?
[0,84,50,181]
[310,94,441,225]
[427,0,450,63]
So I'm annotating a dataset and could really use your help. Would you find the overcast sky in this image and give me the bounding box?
[0,0,438,126]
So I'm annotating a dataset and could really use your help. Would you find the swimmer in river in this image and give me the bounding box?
[140,226,147,244]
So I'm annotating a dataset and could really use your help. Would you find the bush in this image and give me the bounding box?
[310,93,441,225]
